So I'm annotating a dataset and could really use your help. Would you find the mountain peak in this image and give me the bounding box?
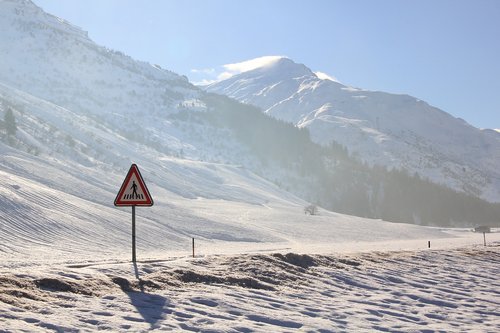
[232,57,341,84]
[213,56,314,85]
[250,56,314,78]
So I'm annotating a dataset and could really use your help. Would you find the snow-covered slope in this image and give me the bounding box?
[0,103,450,261]
[0,0,214,163]
[207,57,500,202]
[0,0,189,118]
[0,0,462,260]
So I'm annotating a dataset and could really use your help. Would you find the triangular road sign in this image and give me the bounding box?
[114,164,154,206]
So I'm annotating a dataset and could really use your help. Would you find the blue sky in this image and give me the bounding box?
[32,0,500,129]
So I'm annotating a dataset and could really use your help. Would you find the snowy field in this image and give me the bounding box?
[1,139,499,332]
[0,232,498,332]
[1,145,500,332]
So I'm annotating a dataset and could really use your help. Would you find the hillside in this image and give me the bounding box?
[0,0,498,269]
[172,94,500,226]
[0,0,460,260]
[206,57,500,203]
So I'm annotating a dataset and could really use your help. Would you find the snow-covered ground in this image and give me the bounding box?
[2,135,499,331]
[1,134,484,264]
[1,139,499,333]
[1,70,499,331]
[0,238,498,332]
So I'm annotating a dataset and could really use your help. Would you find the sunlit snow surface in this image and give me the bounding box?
[0,240,498,332]
[1,83,499,331]
[2,130,500,331]
[1,143,499,331]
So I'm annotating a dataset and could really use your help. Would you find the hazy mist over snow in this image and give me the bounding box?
[192,55,287,85]
[314,71,340,83]
[223,56,286,75]
[194,56,341,86]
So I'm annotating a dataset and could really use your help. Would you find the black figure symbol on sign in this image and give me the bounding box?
[125,180,144,200]
[131,181,138,199]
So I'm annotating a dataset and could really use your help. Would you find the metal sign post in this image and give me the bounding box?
[114,164,154,262]
[132,205,136,262]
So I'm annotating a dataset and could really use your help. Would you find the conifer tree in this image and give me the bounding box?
[4,108,16,136]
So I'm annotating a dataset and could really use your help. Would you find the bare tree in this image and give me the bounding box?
[304,204,318,215]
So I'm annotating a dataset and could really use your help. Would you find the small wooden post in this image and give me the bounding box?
[192,238,195,258]
[428,241,430,248]
[483,232,486,247]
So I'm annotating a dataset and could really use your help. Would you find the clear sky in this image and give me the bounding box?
[32,0,500,129]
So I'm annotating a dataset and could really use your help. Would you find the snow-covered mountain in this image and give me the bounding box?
[2,0,500,265]
[0,0,456,259]
[206,57,500,202]
[0,0,294,258]
[0,0,205,159]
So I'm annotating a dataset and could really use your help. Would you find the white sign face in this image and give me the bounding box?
[114,164,153,206]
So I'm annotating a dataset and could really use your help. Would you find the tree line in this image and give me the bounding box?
[173,93,500,227]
